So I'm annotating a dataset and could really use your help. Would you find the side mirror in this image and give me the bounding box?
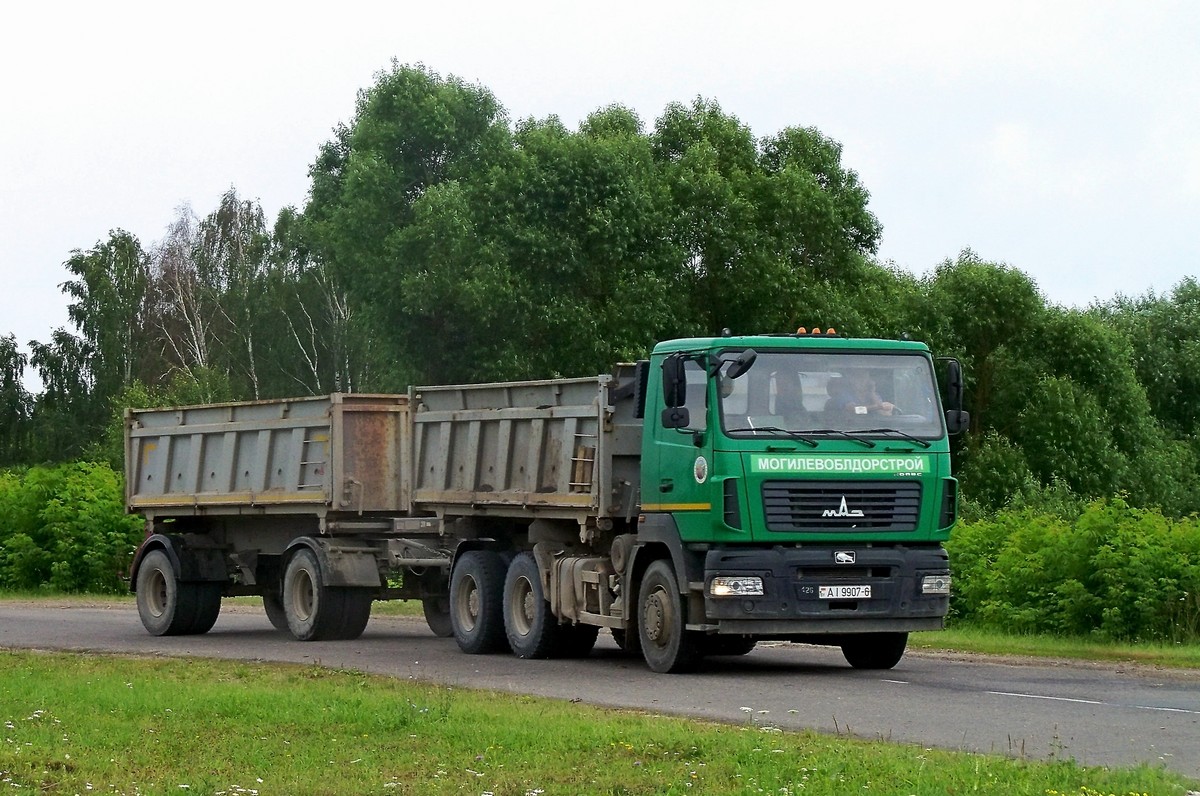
[726,348,757,380]
[662,406,691,429]
[662,354,686,408]
[942,358,965,411]
[945,409,970,435]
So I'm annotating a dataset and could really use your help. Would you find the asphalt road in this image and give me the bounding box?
[2,602,1198,780]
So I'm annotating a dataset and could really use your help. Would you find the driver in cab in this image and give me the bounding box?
[828,369,896,416]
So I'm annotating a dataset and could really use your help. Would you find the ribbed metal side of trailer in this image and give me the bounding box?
[124,394,410,521]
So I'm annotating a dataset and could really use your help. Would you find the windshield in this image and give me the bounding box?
[719,350,943,439]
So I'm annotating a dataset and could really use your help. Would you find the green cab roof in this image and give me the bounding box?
[651,333,932,355]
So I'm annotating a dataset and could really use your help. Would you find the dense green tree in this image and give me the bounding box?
[61,230,156,399]
[1099,279,1200,437]
[27,329,98,461]
[0,334,31,465]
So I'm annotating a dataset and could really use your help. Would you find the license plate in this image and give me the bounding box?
[819,585,871,599]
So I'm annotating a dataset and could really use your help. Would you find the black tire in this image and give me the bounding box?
[337,590,373,641]
[610,627,643,657]
[422,596,454,638]
[190,583,223,634]
[136,549,222,636]
[262,588,290,631]
[283,548,345,641]
[503,551,564,658]
[637,559,701,673]
[841,632,908,670]
[450,550,509,654]
[559,623,600,658]
[703,635,757,656]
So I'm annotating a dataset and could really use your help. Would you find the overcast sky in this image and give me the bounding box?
[3,1,1197,376]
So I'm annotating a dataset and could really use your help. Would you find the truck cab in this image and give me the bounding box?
[630,331,966,671]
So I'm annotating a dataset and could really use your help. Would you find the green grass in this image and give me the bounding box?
[914,625,1200,670]
[0,650,1194,796]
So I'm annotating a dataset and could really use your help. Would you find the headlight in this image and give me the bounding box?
[921,574,951,595]
[710,576,764,597]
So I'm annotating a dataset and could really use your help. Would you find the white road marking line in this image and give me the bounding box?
[881,679,908,684]
[988,691,1200,715]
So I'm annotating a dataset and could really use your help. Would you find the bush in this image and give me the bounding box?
[948,498,1200,643]
[0,462,144,593]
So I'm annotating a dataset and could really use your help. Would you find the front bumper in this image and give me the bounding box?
[702,544,949,635]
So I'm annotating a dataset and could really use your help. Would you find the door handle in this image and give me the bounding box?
[659,478,674,493]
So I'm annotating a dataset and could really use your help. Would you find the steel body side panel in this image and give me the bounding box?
[411,373,643,520]
[126,394,408,516]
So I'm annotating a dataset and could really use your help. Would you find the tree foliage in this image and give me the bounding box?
[3,61,1199,528]
[0,462,143,593]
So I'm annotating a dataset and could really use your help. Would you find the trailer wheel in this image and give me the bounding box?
[841,632,908,670]
[337,590,373,641]
[136,549,221,636]
[637,560,701,673]
[450,550,508,654]
[422,597,454,637]
[282,548,370,641]
[262,585,289,631]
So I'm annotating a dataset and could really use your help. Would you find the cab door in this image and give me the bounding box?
[645,358,717,541]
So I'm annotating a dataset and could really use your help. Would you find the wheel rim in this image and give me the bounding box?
[642,584,671,647]
[288,564,316,622]
[455,573,480,632]
[508,574,535,637]
[146,568,167,618]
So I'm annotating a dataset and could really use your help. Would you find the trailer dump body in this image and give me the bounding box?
[126,394,409,521]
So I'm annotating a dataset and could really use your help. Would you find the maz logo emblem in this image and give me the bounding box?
[822,496,865,519]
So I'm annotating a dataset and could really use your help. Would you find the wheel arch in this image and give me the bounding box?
[130,533,225,592]
[628,513,702,596]
[282,536,384,589]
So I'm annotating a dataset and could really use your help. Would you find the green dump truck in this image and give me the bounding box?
[126,330,967,673]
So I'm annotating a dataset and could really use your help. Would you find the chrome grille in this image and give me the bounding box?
[762,480,921,532]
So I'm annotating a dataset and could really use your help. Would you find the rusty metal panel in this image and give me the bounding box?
[330,394,409,513]
[126,394,409,516]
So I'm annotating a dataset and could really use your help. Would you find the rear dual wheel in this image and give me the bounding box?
[450,550,509,654]
[282,548,373,641]
[135,549,221,636]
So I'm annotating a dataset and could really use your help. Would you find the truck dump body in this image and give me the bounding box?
[410,372,642,523]
[126,394,409,519]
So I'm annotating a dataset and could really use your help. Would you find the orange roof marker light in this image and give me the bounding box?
[795,326,839,336]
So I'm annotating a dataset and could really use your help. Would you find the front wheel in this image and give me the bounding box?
[637,560,701,673]
[841,632,908,670]
[135,549,221,636]
[703,635,757,656]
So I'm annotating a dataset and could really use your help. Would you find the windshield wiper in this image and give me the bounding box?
[861,428,932,448]
[724,426,819,447]
[793,429,877,448]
